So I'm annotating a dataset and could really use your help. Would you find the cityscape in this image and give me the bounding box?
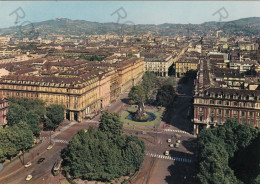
[0,1,259,184]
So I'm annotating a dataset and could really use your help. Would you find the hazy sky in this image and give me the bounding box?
[0,1,260,28]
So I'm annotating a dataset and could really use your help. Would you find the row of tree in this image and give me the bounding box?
[7,98,65,134]
[0,122,33,162]
[0,98,65,163]
[128,72,176,107]
[197,119,259,184]
[62,112,145,182]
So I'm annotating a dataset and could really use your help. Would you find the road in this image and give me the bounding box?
[0,92,129,184]
[0,121,94,184]
[0,81,196,184]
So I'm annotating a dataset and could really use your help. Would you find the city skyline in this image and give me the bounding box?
[0,1,260,28]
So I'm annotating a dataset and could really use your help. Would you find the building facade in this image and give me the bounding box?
[193,59,260,134]
[0,58,144,122]
[143,53,173,77]
[0,98,8,126]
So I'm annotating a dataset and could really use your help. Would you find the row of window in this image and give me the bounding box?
[196,98,259,107]
[199,107,260,117]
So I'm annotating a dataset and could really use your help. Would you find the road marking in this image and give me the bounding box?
[51,121,77,139]
[53,139,69,144]
[164,128,195,136]
[145,153,192,163]
[85,120,99,123]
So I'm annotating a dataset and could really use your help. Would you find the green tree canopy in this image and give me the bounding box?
[45,104,65,130]
[197,119,259,184]
[62,127,145,182]
[6,103,27,126]
[156,85,176,107]
[26,111,41,136]
[141,72,159,93]
[6,98,45,136]
[99,112,123,138]
[0,122,33,162]
[128,85,146,104]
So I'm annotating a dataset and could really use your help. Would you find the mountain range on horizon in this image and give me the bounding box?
[0,17,259,38]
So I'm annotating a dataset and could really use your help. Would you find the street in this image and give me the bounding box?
[0,80,197,184]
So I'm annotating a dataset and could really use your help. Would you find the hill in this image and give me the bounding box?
[0,17,259,38]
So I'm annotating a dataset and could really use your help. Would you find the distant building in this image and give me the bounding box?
[142,53,173,77]
[175,57,199,77]
[216,30,223,39]
[0,98,8,126]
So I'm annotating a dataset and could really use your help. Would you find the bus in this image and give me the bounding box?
[52,159,62,176]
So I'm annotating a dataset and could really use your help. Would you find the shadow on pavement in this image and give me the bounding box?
[181,138,197,153]
[165,150,199,184]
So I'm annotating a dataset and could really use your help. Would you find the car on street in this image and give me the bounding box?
[177,140,181,143]
[47,144,53,150]
[25,175,32,181]
[24,162,32,168]
[167,139,171,143]
[175,143,180,148]
[164,151,169,156]
[37,158,45,164]
[169,144,174,148]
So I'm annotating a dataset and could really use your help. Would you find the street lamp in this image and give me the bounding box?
[153,125,157,144]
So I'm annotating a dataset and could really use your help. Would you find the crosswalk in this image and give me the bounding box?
[53,139,69,144]
[51,121,77,139]
[146,153,192,163]
[164,129,190,135]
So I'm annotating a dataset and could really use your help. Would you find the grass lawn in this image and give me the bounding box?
[121,108,162,128]
[60,179,70,184]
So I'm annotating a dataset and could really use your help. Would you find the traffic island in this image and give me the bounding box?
[121,108,162,129]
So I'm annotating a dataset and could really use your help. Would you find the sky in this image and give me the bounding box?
[0,1,260,28]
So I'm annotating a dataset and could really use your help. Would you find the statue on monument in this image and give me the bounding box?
[134,97,146,121]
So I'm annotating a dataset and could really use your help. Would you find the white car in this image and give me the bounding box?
[175,143,180,148]
[24,162,32,168]
[26,174,32,181]
[47,145,53,150]
[164,151,169,156]
[167,139,171,143]
[169,144,174,148]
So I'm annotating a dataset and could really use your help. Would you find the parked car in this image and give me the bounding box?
[37,158,45,164]
[47,145,53,150]
[164,151,169,156]
[167,139,171,143]
[177,140,181,143]
[24,162,32,168]
[25,175,32,181]
[169,144,174,148]
[175,143,180,148]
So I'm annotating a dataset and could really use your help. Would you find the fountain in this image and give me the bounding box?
[127,98,156,122]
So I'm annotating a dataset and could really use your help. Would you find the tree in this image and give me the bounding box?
[6,103,27,126]
[45,104,65,130]
[141,72,159,94]
[0,122,33,162]
[62,127,145,182]
[128,85,146,104]
[164,76,177,87]
[7,98,45,136]
[156,85,176,107]
[26,111,41,136]
[197,119,259,184]
[99,112,123,138]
